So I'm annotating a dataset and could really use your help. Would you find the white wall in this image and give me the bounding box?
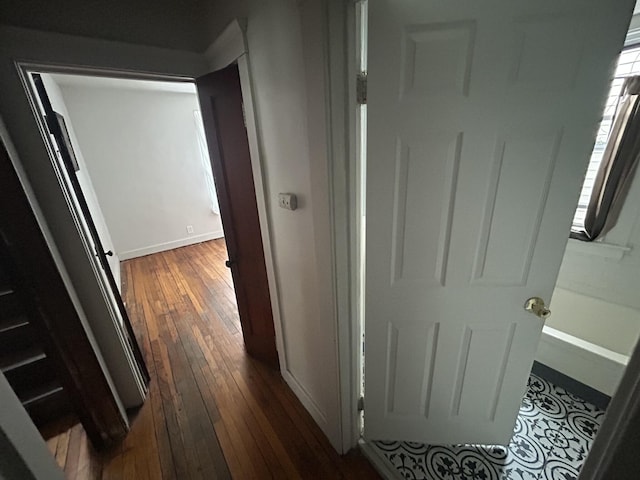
[57,84,223,260]
[549,288,640,356]
[246,0,341,450]
[39,74,123,289]
[205,0,344,450]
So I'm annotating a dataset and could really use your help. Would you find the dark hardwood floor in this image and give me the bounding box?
[44,239,378,479]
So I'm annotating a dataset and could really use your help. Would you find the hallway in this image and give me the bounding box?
[46,239,378,479]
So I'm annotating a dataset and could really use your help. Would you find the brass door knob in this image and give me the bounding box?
[524,297,551,320]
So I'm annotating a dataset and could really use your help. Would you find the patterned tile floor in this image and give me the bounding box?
[371,373,604,480]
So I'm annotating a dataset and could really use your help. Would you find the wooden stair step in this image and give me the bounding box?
[4,354,56,399]
[0,288,23,321]
[0,345,46,373]
[0,314,30,333]
[23,384,73,428]
[22,379,63,405]
[0,320,37,356]
[0,263,11,287]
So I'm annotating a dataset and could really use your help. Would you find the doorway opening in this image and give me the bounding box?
[18,64,279,457]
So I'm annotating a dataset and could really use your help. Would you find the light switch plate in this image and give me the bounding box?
[278,193,297,211]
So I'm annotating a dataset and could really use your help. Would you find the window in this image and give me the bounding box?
[572,45,640,233]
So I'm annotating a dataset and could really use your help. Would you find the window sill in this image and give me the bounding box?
[565,238,632,261]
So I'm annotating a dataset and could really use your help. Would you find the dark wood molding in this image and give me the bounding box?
[0,139,128,448]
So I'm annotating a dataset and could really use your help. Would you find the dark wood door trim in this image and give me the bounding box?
[0,139,128,448]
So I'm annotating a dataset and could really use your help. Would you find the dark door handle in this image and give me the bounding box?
[95,248,114,258]
[225,259,235,268]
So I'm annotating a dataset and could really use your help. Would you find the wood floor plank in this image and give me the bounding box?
[64,423,84,478]
[54,428,71,470]
[100,444,124,480]
[172,248,310,478]
[153,255,230,479]
[156,338,198,479]
[149,382,176,480]
[231,371,306,478]
[46,435,59,464]
[45,240,379,480]
[122,447,137,480]
[75,430,102,480]
[128,259,177,480]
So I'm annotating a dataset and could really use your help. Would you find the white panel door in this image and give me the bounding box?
[364,0,633,445]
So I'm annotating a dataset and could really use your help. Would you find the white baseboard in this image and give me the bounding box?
[536,326,629,396]
[281,369,341,449]
[359,439,402,480]
[118,230,224,260]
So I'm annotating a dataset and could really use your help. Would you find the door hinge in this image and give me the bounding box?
[356,73,367,105]
[357,395,365,412]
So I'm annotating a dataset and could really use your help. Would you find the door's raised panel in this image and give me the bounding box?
[385,321,440,419]
[472,130,562,286]
[390,135,462,286]
[400,21,477,98]
[510,17,584,91]
[450,323,517,420]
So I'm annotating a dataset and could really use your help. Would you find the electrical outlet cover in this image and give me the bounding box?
[278,193,297,211]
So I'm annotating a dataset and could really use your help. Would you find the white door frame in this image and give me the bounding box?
[338,2,640,477]
[307,0,367,453]
[303,0,366,452]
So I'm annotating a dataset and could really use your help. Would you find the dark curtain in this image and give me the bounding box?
[573,76,640,241]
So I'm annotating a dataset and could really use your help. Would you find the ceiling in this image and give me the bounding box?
[0,0,215,52]
[48,73,197,95]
